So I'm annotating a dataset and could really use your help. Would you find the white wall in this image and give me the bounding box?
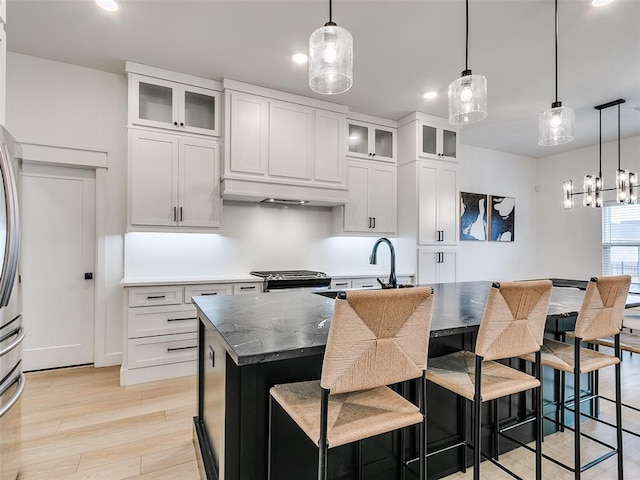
[456,144,539,282]
[125,202,395,278]
[535,135,640,280]
[6,52,127,366]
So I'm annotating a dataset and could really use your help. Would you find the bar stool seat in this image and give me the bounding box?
[427,350,540,402]
[564,330,640,354]
[270,380,423,448]
[521,338,620,373]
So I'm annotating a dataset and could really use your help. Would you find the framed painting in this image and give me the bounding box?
[460,192,487,241]
[489,195,515,242]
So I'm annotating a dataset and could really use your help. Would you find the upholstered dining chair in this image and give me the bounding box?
[268,286,434,480]
[521,275,631,480]
[426,280,552,480]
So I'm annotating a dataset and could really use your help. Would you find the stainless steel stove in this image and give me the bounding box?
[250,270,331,292]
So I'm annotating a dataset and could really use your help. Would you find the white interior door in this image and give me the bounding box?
[21,164,95,371]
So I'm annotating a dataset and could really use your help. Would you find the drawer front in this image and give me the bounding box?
[184,284,233,303]
[128,286,183,307]
[330,279,352,289]
[233,283,262,295]
[351,278,378,289]
[128,305,197,338]
[127,332,197,369]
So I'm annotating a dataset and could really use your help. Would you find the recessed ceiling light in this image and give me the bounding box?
[591,0,613,6]
[292,53,308,64]
[423,91,438,100]
[95,0,119,11]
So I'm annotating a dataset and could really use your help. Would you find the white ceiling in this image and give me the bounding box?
[5,0,640,158]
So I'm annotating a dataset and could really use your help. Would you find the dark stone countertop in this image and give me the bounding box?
[193,280,640,367]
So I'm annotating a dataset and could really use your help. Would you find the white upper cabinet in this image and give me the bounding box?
[315,109,346,184]
[129,129,221,231]
[222,80,349,205]
[347,113,397,164]
[398,112,459,164]
[228,91,268,176]
[417,161,458,245]
[337,160,396,235]
[126,63,221,137]
[0,0,5,24]
[268,100,314,180]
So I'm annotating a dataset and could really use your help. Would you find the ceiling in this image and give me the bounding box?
[5,0,640,159]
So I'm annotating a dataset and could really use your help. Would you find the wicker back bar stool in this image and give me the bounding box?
[268,287,434,480]
[425,280,552,480]
[520,275,631,480]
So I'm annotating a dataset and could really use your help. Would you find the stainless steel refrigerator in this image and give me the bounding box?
[0,125,23,480]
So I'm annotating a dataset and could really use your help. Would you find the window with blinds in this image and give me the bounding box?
[602,204,640,287]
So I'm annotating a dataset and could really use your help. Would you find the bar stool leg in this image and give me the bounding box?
[535,350,543,480]
[560,371,566,432]
[357,440,363,480]
[473,356,482,480]
[419,376,427,480]
[615,336,624,479]
[461,397,467,473]
[574,339,581,480]
[493,399,499,460]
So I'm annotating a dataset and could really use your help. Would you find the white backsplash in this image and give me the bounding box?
[124,201,394,278]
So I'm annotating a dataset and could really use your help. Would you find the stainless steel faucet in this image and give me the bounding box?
[369,237,397,289]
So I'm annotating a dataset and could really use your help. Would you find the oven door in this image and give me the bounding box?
[265,285,332,293]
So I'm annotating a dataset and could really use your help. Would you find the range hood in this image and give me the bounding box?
[221,176,349,207]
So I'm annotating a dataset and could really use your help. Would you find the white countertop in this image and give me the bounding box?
[120,272,415,287]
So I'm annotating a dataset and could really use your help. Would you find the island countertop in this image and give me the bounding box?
[192,280,640,367]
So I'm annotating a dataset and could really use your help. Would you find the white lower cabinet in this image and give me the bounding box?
[418,247,457,284]
[121,281,261,385]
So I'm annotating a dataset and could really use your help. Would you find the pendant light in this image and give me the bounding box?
[562,99,637,209]
[448,0,487,125]
[539,0,574,146]
[309,0,353,95]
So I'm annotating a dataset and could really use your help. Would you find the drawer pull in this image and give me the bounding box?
[167,345,197,352]
[361,285,374,288]
[167,317,197,322]
[240,286,256,290]
[201,292,218,296]
[334,282,349,286]
[146,295,166,300]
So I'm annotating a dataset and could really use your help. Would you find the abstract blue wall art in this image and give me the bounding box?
[460,192,487,241]
[489,196,515,242]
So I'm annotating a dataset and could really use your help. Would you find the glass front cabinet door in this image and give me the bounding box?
[347,119,396,163]
[420,122,457,160]
[131,74,220,137]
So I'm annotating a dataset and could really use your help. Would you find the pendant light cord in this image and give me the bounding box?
[465,0,469,71]
[554,0,559,104]
[329,0,333,24]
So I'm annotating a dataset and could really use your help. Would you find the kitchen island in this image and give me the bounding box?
[192,281,640,480]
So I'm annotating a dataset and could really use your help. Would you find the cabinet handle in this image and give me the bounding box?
[173,121,178,126]
[361,284,375,288]
[180,122,184,127]
[147,295,166,299]
[372,217,376,229]
[334,282,349,287]
[167,317,197,322]
[179,207,183,222]
[201,292,218,296]
[240,286,256,290]
[368,217,371,228]
[167,345,197,352]
[372,153,376,157]
[173,206,177,222]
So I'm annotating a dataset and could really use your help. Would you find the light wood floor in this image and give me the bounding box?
[11,349,640,480]
[15,365,199,480]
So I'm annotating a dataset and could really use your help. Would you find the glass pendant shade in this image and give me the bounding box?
[563,180,574,209]
[448,71,487,125]
[538,103,574,146]
[616,169,637,204]
[309,24,353,95]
